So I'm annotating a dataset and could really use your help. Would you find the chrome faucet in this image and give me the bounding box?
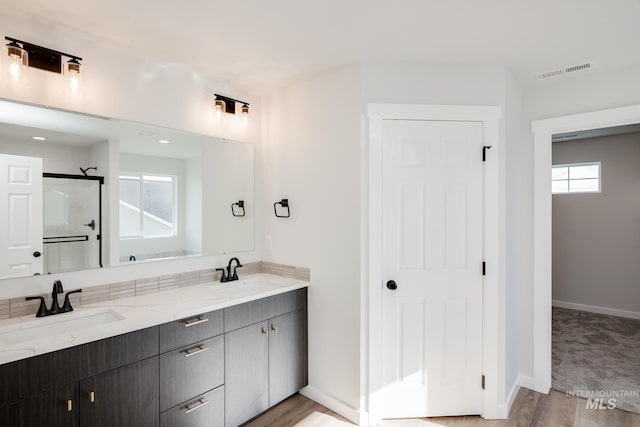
[25,280,82,318]
[217,257,243,283]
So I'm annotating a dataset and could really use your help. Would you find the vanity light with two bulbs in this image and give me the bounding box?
[214,94,250,127]
[4,36,82,94]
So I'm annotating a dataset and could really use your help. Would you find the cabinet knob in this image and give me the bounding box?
[262,327,269,337]
[271,324,278,334]
[89,391,95,403]
[67,400,73,412]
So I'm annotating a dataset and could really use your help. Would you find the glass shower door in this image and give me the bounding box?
[43,177,101,274]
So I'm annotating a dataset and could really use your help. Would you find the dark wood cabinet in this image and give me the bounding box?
[224,321,270,427]
[0,383,78,427]
[224,288,308,426]
[160,386,224,427]
[268,310,307,406]
[159,335,224,411]
[159,309,223,353]
[0,288,307,427]
[79,357,159,427]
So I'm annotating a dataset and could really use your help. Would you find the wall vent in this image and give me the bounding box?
[536,62,593,80]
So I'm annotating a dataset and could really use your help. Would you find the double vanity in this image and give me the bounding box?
[0,273,309,427]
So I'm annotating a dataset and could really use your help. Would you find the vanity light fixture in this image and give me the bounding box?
[213,94,250,125]
[31,136,47,141]
[158,139,170,144]
[4,36,82,93]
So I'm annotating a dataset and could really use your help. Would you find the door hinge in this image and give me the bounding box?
[482,261,486,276]
[483,145,492,162]
[482,374,486,390]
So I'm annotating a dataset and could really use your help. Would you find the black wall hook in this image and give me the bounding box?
[274,199,290,218]
[231,200,245,217]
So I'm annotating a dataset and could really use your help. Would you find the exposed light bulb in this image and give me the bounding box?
[6,42,27,83]
[214,99,225,122]
[9,60,21,79]
[241,103,249,128]
[65,59,81,94]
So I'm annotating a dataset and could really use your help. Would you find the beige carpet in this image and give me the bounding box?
[552,307,640,414]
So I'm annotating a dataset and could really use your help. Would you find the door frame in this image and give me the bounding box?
[531,103,640,394]
[366,104,502,423]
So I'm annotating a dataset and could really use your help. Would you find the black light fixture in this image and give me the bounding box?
[214,93,250,126]
[4,36,82,92]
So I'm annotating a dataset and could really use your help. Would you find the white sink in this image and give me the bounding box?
[0,308,125,346]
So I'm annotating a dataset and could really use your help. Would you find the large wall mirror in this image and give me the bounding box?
[0,99,254,280]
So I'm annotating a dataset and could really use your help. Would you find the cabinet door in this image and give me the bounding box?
[224,321,269,427]
[0,383,78,427]
[80,357,159,427]
[268,310,307,406]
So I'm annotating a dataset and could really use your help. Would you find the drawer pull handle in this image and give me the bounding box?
[67,399,73,412]
[262,327,269,337]
[184,345,209,358]
[271,324,278,334]
[89,391,95,403]
[184,317,209,328]
[185,399,209,414]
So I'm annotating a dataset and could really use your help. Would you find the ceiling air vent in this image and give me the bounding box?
[536,62,593,81]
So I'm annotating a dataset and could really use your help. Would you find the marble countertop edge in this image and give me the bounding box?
[0,273,309,365]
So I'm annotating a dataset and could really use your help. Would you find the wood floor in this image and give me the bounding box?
[245,389,640,427]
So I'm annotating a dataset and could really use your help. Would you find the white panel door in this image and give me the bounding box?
[381,120,483,418]
[0,154,43,278]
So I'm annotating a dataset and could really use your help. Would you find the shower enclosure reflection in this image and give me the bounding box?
[43,174,103,274]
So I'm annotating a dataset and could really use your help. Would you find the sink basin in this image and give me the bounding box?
[0,308,125,346]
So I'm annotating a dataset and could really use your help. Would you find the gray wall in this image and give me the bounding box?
[552,132,640,314]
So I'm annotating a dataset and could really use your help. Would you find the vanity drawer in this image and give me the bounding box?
[161,386,224,427]
[159,335,224,411]
[224,289,304,333]
[159,309,223,353]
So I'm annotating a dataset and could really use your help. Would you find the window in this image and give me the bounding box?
[552,162,601,194]
[119,174,176,238]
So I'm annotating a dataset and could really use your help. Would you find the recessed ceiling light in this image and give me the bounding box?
[158,139,170,144]
[32,136,46,141]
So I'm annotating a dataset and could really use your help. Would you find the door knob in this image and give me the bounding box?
[33,251,41,258]
[386,280,397,290]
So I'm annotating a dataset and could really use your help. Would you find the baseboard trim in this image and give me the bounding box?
[552,300,640,320]
[300,385,369,425]
[519,375,535,390]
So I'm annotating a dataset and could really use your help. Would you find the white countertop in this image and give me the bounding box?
[0,273,309,366]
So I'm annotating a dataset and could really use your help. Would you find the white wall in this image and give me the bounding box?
[552,133,640,314]
[264,61,523,418]
[0,138,91,174]
[519,63,640,378]
[0,14,263,299]
[264,65,362,410]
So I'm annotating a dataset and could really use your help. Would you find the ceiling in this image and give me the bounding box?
[3,0,640,90]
